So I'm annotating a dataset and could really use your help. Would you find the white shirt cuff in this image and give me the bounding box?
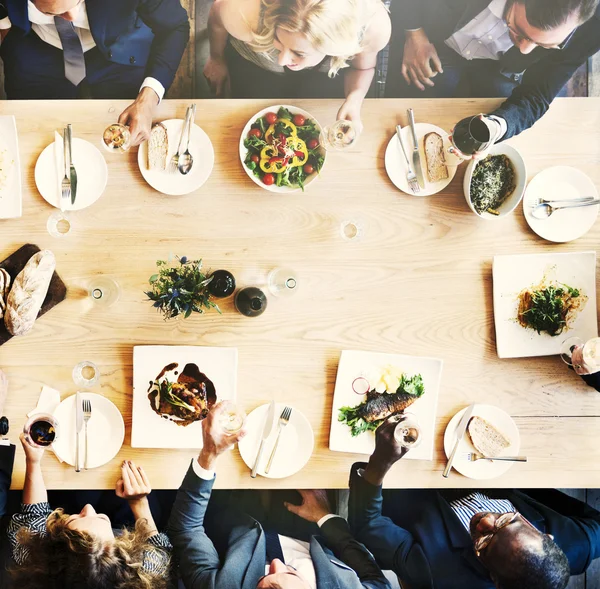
[0,17,11,30]
[192,458,215,481]
[487,115,507,142]
[317,514,343,528]
[140,77,165,102]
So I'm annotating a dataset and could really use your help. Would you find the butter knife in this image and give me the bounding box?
[251,401,277,478]
[443,404,475,478]
[67,124,77,205]
[75,392,84,472]
[407,108,425,189]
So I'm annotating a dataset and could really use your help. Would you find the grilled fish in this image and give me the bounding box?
[358,390,418,423]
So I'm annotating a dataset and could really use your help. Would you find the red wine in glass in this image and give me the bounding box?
[452,116,494,156]
[24,414,58,448]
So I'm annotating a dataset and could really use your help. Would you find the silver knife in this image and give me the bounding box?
[443,404,475,478]
[407,109,425,189]
[67,124,77,205]
[251,401,277,478]
[75,392,84,473]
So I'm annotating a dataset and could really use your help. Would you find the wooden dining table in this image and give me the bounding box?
[1,97,599,490]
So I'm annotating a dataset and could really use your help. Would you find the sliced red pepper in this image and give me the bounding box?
[294,150,304,158]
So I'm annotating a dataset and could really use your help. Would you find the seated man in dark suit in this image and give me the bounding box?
[348,417,600,589]
[0,0,190,144]
[386,0,600,143]
[168,401,391,589]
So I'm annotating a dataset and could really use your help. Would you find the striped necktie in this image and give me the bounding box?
[54,16,86,86]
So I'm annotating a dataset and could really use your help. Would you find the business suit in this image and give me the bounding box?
[0,443,16,589]
[0,0,189,99]
[168,462,391,589]
[348,463,600,589]
[387,0,600,139]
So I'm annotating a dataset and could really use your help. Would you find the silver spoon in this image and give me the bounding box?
[531,199,600,220]
[178,103,196,175]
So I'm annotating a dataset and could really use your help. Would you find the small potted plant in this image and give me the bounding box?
[145,256,220,320]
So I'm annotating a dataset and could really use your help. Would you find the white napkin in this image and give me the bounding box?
[27,385,61,417]
[54,131,64,210]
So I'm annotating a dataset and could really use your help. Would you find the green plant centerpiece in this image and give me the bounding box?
[145,256,220,319]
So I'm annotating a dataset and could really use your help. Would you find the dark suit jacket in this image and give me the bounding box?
[391,0,600,139]
[0,0,189,91]
[348,463,600,589]
[581,371,600,392]
[168,462,391,589]
[0,444,16,589]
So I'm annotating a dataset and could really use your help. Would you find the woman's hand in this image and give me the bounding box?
[19,432,45,464]
[204,56,231,97]
[284,490,332,523]
[116,460,152,505]
[337,96,364,137]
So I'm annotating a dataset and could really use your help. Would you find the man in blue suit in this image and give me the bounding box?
[348,418,600,589]
[168,402,391,589]
[0,0,190,145]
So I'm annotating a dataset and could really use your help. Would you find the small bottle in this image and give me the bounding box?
[235,287,267,317]
[208,270,236,298]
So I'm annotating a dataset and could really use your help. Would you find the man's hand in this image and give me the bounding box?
[115,460,152,504]
[198,401,246,470]
[572,346,599,376]
[402,28,443,91]
[203,56,231,97]
[0,28,10,43]
[363,416,408,486]
[19,432,45,464]
[118,87,159,147]
[284,489,332,523]
[337,95,364,137]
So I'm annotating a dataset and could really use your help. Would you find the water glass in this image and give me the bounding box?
[47,210,72,238]
[73,360,100,388]
[393,412,422,449]
[340,218,365,242]
[102,123,131,153]
[268,267,298,297]
[89,276,121,307]
[560,336,584,367]
[218,401,246,435]
[320,120,358,151]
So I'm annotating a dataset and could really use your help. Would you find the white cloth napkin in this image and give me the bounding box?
[54,130,65,210]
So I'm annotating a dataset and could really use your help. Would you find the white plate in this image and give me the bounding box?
[138,119,214,196]
[385,123,459,196]
[132,345,237,449]
[493,251,598,358]
[443,404,520,480]
[0,115,22,219]
[35,136,108,211]
[239,105,326,194]
[523,166,599,242]
[329,350,443,459]
[52,392,125,468]
[238,403,314,478]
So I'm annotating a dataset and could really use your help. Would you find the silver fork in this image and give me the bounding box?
[464,452,527,462]
[530,196,595,208]
[169,106,193,173]
[396,125,420,194]
[82,399,92,470]
[61,127,71,206]
[265,406,292,474]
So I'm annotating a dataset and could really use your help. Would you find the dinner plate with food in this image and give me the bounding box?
[385,123,460,196]
[492,251,597,358]
[329,350,443,459]
[132,345,237,448]
[0,115,21,219]
[444,404,521,480]
[523,166,599,243]
[239,105,325,193]
[238,402,314,479]
[138,118,215,196]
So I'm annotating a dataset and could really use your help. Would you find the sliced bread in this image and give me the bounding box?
[468,416,511,458]
[148,123,169,171]
[424,132,449,183]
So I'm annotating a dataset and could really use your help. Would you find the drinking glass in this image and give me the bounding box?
[561,336,600,372]
[102,123,131,153]
[560,336,584,367]
[73,360,100,388]
[340,218,365,242]
[23,413,59,448]
[393,412,422,449]
[89,276,120,307]
[450,115,495,157]
[47,210,72,238]
[320,120,358,151]
[218,401,246,435]
[268,267,298,297]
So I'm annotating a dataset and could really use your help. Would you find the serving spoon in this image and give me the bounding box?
[178,103,197,175]
[531,199,600,220]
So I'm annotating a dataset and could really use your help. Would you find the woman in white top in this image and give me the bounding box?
[204,0,391,133]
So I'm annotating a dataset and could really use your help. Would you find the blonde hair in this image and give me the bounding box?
[11,509,170,589]
[251,0,377,77]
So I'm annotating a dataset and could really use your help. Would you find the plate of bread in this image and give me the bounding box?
[443,404,521,479]
[138,119,215,196]
[385,123,460,196]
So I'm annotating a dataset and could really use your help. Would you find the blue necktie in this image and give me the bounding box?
[264,528,285,564]
[54,16,86,86]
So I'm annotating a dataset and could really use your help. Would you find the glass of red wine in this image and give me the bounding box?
[451,115,495,157]
[23,413,59,448]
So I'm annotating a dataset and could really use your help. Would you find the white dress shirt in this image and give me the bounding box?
[0,1,164,100]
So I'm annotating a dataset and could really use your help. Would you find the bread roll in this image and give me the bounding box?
[468,416,511,458]
[424,132,449,183]
[148,123,169,171]
[5,250,56,336]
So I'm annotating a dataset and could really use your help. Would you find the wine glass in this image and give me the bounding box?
[23,413,59,448]
[320,120,358,151]
[102,123,131,153]
[73,361,100,388]
[89,276,120,307]
[47,210,72,238]
[218,401,246,435]
[268,267,297,297]
[393,412,422,449]
[560,336,584,367]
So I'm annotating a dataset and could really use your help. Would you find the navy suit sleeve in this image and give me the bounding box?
[492,13,600,139]
[0,444,16,518]
[581,371,600,392]
[390,0,423,31]
[135,0,190,91]
[348,463,434,589]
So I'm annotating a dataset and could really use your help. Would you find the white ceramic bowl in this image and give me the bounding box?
[239,105,326,194]
[463,144,527,220]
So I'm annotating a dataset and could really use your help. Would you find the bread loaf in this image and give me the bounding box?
[468,416,511,458]
[4,250,56,336]
[148,123,169,171]
[424,132,449,183]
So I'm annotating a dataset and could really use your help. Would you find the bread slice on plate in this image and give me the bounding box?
[424,132,449,183]
[468,416,511,457]
[148,123,169,171]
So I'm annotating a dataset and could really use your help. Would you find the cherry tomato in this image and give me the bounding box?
[248,128,262,139]
[303,164,314,175]
[262,173,275,185]
[307,138,319,150]
[293,114,305,126]
[251,154,259,163]
[264,112,278,125]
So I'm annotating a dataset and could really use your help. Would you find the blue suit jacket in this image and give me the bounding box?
[0,444,16,589]
[348,463,600,589]
[0,0,189,91]
[168,462,391,589]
